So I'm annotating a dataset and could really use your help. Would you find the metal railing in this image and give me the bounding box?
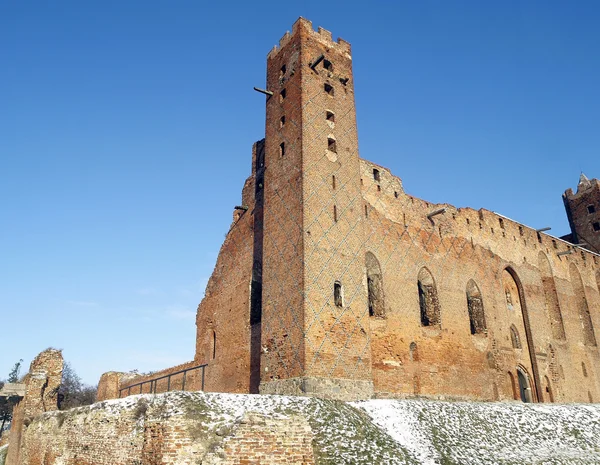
[118,364,207,398]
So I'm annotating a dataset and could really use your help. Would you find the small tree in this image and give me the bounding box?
[0,359,24,438]
[58,362,97,410]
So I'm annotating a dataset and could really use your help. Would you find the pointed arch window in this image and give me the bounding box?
[418,268,440,326]
[466,280,486,335]
[366,252,385,318]
[510,325,522,349]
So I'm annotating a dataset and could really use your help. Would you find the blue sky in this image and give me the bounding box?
[1,1,599,385]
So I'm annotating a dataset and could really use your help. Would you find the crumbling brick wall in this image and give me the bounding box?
[18,394,315,465]
[6,349,63,465]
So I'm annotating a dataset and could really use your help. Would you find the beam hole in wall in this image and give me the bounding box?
[519,226,524,236]
[394,191,398,198]
[327,137,337,153]
[279,142,285,158]
[279,88,286,102]
[324,83,334,96]
[499,218,505,229]
[334,281,343,307]
[418,267,441,327]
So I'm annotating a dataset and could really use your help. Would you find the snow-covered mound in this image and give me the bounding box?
[35,392,600,464]
[356,399,600,465]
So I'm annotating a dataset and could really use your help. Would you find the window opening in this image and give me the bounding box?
[327,137,337,153]
[279,88,286,102]
[323,59,333,71]
[279,142,285,157]
[588,205,596,214]
[499,218,505,229]
[373,169,381,182]
[324,83,334,96]
[280,116,286,128]
[332,175,336,189]
[212,330,217,359]
[334,282,343,307]
[593,222,600,232]
[326,111,335,122]
[466,280,486,335]
[366,252,385,318]
[510,325,522,349]
[418,268,441,327]
[280,64,286,78]
[333,205,338,222]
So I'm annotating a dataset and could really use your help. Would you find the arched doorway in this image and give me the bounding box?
[517,366,533,403]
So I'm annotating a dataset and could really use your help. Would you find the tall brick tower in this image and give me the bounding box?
[258,18,373,400]
[563,173,600,254]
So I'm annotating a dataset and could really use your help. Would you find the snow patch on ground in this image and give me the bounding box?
[355,399,600,465]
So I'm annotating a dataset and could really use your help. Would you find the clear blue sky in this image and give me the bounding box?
[1,1,599,385]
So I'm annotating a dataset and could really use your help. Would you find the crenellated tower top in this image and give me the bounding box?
[267,17,351,60]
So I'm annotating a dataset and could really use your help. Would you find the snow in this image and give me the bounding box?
[37,392,600,464]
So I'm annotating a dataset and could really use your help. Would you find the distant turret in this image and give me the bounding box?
[563,173,600,253]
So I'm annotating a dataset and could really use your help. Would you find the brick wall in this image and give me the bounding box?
[18,394,315,465]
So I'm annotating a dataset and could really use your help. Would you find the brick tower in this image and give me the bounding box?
[258,18,373,400]
[563,173,600,254]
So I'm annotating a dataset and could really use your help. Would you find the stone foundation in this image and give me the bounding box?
[259,377,374,401]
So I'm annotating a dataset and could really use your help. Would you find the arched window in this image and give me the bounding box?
[466,279,486,335]
[517,366,533,403]
[334,281,343,307]
[418,267,440,326]
[502,269,522,312]
[569,263,597,347]
[539,252,566,340]
[510,325,522,349]
[366,252,385,317]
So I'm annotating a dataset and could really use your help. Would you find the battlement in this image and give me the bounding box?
[267,17,351,60]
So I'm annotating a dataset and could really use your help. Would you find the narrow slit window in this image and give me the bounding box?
[280,116,286,128]
[328,138,337,153]
[373,169,381,182]
[279,142,285,157]
[334,281,343,307]
[394,191,399,198]
[280,64,286,78]
[326,111,335,122]
[499,218,504,229]
[365,205,368,218]
[324,83,334,96]
[323,59,333,71]
[333,205,338,222]
[519,226,524,236]
[332,175,336,189]
[279,88,286,102]
[212,330,217,359]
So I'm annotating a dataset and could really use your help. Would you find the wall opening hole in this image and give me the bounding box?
[279,88,286,102]
[326,111,335,122]
[334,281,343,307]
[328,138,337,153]
[280,116,286,128]
[332,175,336,189]
[593,222,600,231]
[373,169,381,182]
[588,205,596,214]
[279,142,285,158]
[323,59,333,71]
[324,83,334,96]
[280,64,286,78]
[333,205,338,223]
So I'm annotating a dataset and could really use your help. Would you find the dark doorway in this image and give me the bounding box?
[517,367,533,403]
